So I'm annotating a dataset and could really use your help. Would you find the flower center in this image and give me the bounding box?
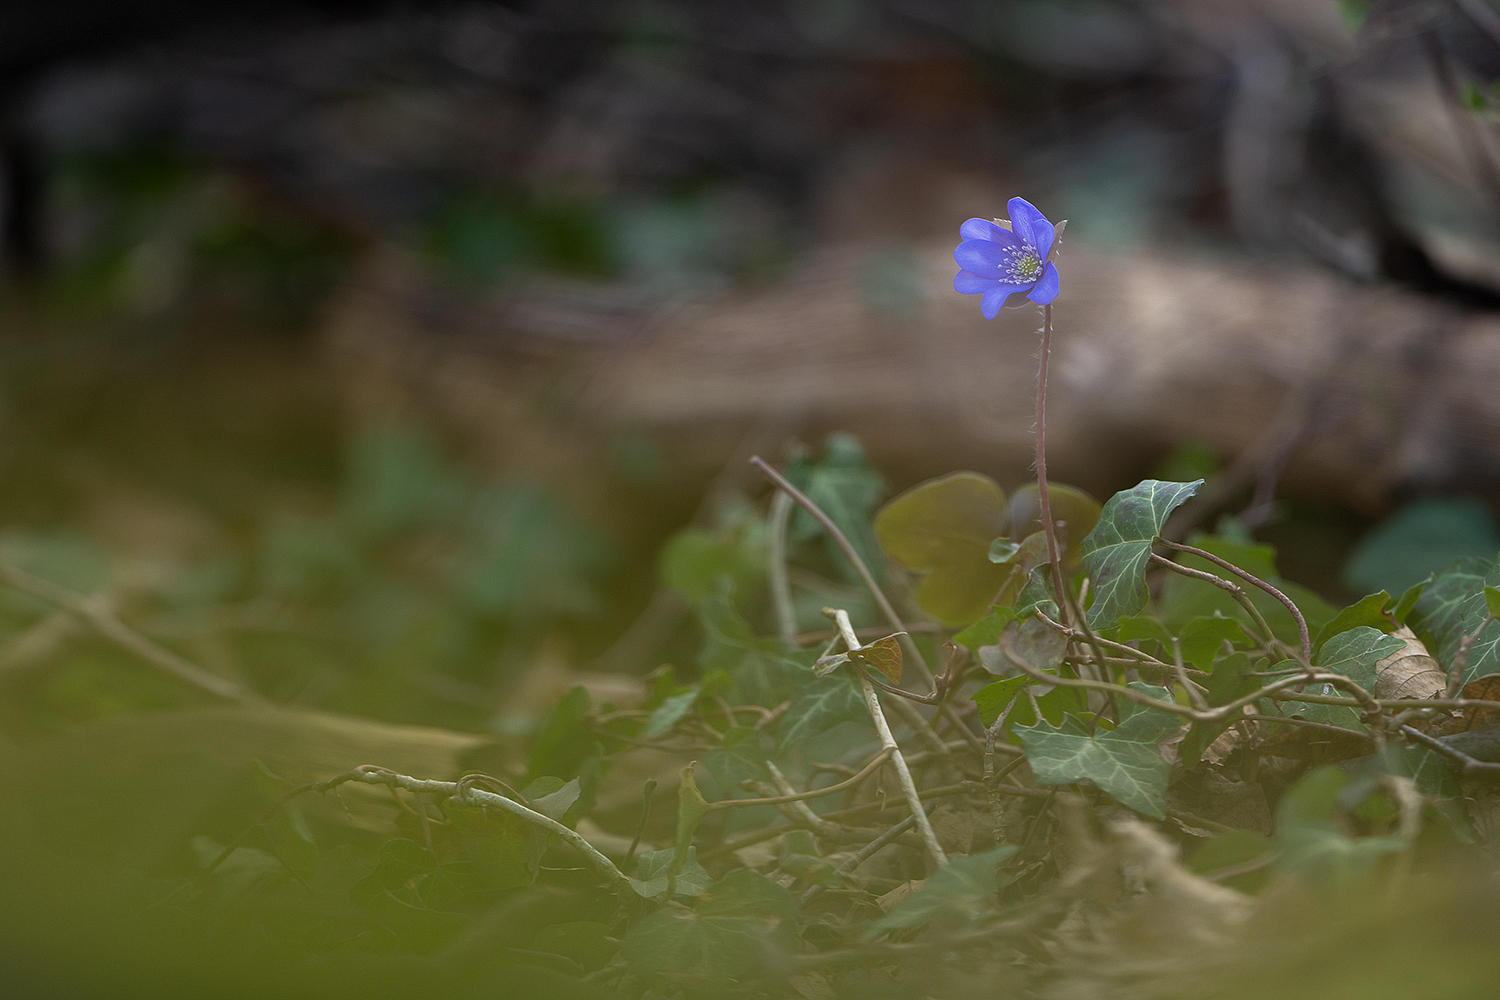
[1005,247,1043,282]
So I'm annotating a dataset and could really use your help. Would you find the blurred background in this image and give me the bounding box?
[2,0,1500,739]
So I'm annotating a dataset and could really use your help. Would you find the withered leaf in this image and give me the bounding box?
[851,634,905,685]
[1374,626,1446,701]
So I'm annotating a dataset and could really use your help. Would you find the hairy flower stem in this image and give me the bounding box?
[1035,303,1069,625]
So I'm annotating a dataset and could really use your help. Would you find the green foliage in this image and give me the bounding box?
[620,871,798,980]
[9,406,1500,1000]
[875,471,1009,625]
[1408,555,1500,688]
[1159,533,1338,644]
[863,847,1016,938]
[421,187,616,285]
[1315,627,1407,691]
[1016,682,1178,817]
[1344,498,1499,597]
[786,433,887,585]
[631,846,713,898]
[1273,768,1411,898]
[1313,590,1399,653]
[1079,479,1202,628]
[776,671,870,754]
[660,525,765,602]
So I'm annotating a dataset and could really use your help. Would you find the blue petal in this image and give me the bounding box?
[1007,197,1055,258]
[960,218,1008,242]
[980,283,1031,319]
[1026,262,1060,305]
[954,239,1007,275]
[954,270,995,294]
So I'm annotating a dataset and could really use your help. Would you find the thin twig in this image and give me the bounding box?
[795,622,942,645]
[0,562,256,703]
[1158,539,1309,663]
[1400,725,1500,778]
[1171,637,1211,711]
[1148,553,1280,654]
[826,608,947,866]
[799,806,930,906]
[1242,713,1376,744]
[625,779,657,866]
[707,748,894,811]
[749,456,932,685]
[1001,636,1384,726]
[1448,616,1494,697]
[1033,610,1184,670]
[316,765,630,894]
[768,489,798,651]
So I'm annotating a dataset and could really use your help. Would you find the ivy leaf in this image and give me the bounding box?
[863,847,1016,939]
[850,633,904,685]
[1079,480,1203,629]
[696,584,798,706]
[985,617,1068,675]
[1315,627,1407,692]
[776,672,869,754]
[1407,556,1500,690]
[1015,683,1178,817]
[524,776,581,824]
[1486,585,1500,620]
[1380,743,1460,799]
[660,525,764,602]
[1313,592,1397,656]
[631,846,713,899]
[1014,564,1059,620]
[988,538,1021,563]
[1273,767,1409,896]
[621,871,797,978]
[953,607,1017,652]
[1178,652,1260,769]
[699,727,767,802]
[874,471,1010,625]
[812,651,850,678]
[972,676,1029,726]
[787,433,886,584]
[444,801,544,892]
[1106,615,1175,651]
[524,685,594,784]
[674,766,711,881]
[1343,498,1499,597]
[1177,616,1254,672]
[1268,628,1401,734]
[350,838,438,907]
[644,689,701,737]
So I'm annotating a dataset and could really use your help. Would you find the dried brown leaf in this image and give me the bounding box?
[1373,626,1445,701]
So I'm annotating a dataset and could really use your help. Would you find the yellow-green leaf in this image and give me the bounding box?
[851,633,904,685]
[1008,483,1102,565]
[874,472,1009,625]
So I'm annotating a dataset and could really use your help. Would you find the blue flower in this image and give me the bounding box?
[953,197,1060,319]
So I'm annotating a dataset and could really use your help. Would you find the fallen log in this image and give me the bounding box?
[323,239,1500,527]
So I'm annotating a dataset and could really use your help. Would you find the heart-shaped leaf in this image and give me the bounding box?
[874,472,1010,625]
[1008,483,1102,565]
[851,633,904,685]
[1079,480,1203,629]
